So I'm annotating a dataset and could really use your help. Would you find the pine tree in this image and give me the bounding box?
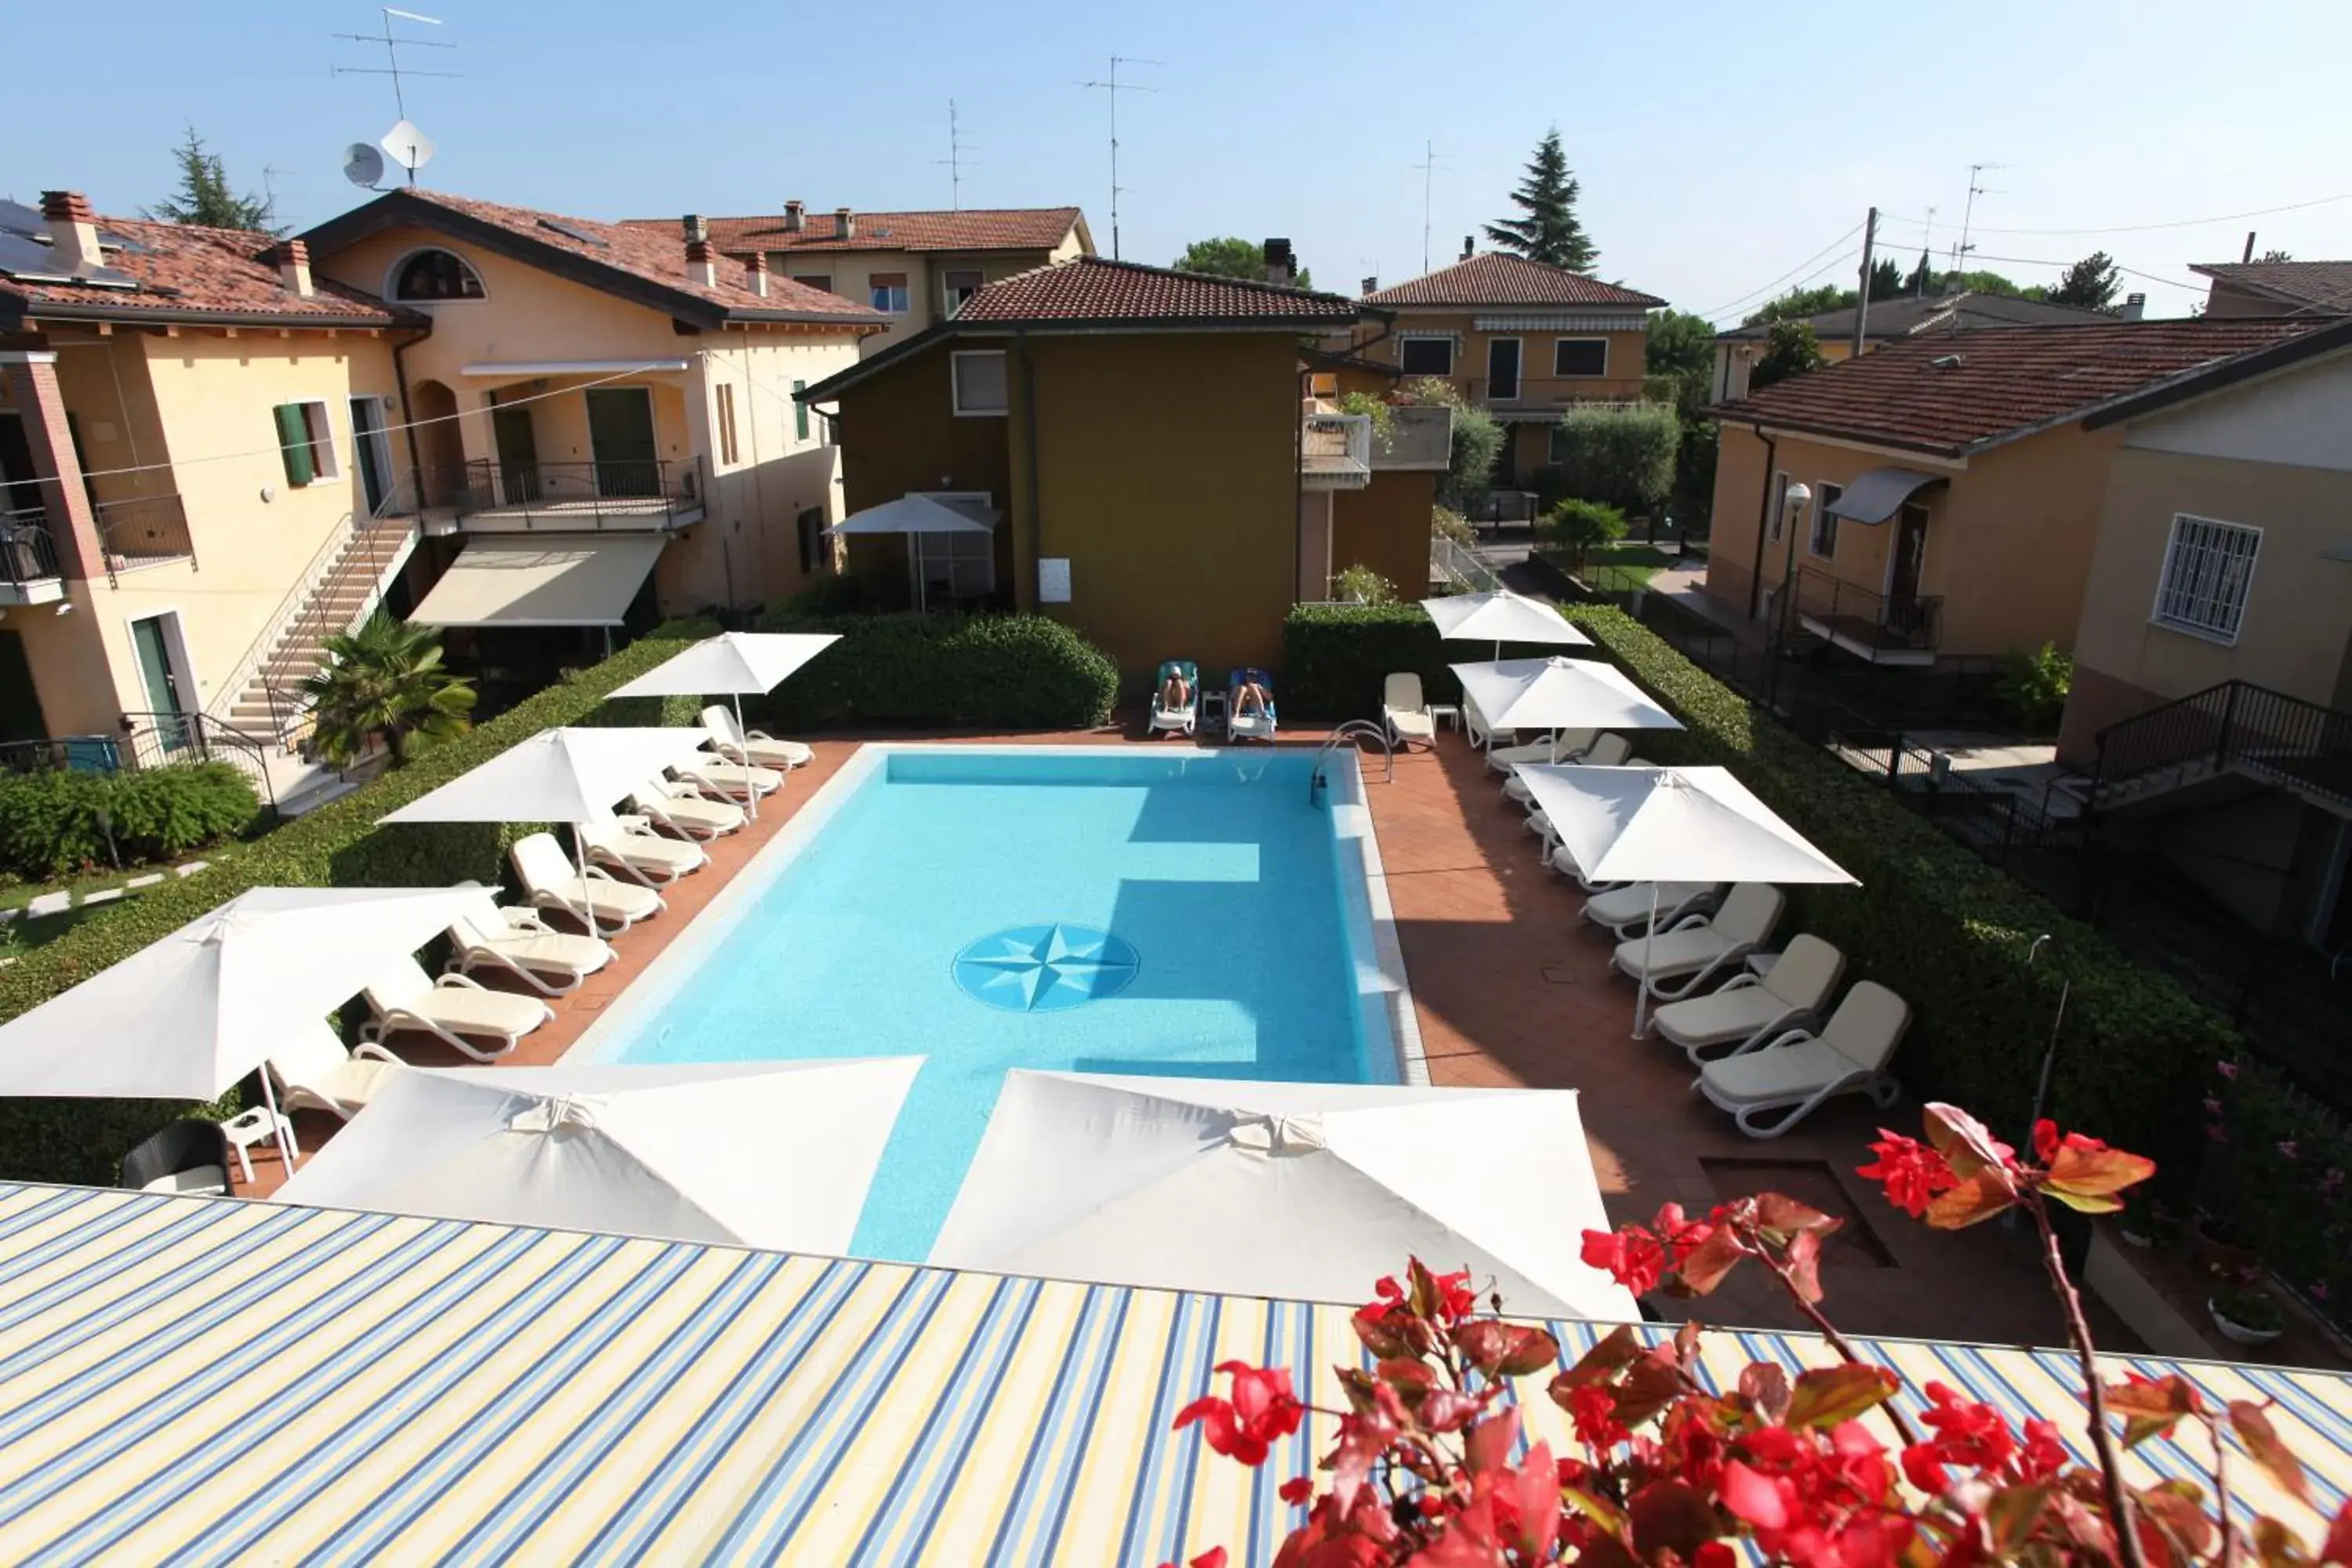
[2049,251,2122,310]
[144,126,278,233]
[1905,249,1935,296]
[1868,256,1904,301]
[1483,128,1596,274]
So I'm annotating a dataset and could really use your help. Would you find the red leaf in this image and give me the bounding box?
[1984,1483,2053,1552]
[1612,1348,1687,1428]
[1784,1363,1900,1429]
[1781,1228,1828,1305]
[2136,1483,2217,1561]
[1739,1361,1792,1423]
[2107,1373,2204,1446]
[1450,1319,1559,1380]
[1628,1478,1719,1562]
[1752,1191,1842,1238]
[2255,1515,2316,1568]
[2321,1498,2352,1565]
[1925,1168,2020,1230]
[2231,1400,2314,1508]
[1924,1103,2016,1179]
[1552,1324,1642,1393]
[2044,1142,2157,1199]
[1719,1461,1790,1530]
[1513,1443,1563,1559]
[1675,1226,1749,1295]
[1467,1407,1521,1474]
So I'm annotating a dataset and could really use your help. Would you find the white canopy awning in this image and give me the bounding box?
[1826,466,1947,525]
[410,537,666,628]
[1514,764,1857,887]
[377,727,713,828]
[1421,590,1592,648]
[823,494,1000,537]
[608,631,840,699]
[273,1059,922,1253]
[931,1071,1642,1322]
[1450,655,1684,735]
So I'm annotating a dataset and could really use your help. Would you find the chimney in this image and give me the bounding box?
[687,238,717,289]
[2118,292,2147,321]
[38,191,102,276]
[1360,274,1377,296]
[745,251,770,298]
[1461,234,1474,261]
[681,213,708,242]
[270,238,314,299]
[835,206,855,241]
[1263,237,1294,285]
[783,199,804,234]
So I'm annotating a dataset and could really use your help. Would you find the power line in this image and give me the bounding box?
[1694,223,1865,321]
[1879,190,2352,238]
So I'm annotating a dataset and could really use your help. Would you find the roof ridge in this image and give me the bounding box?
[1059,252,1359,307]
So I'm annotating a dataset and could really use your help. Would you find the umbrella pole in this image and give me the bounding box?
[257,1069,299,1173]
[1632,880,1660,1038]
[572,822,608,941]
[735,690,758,819]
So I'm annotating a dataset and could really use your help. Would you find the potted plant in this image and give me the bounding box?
[2118,1200,2180,1250]
[2209,1269,2286,1346]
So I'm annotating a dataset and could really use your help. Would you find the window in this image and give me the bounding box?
[1547,424,1571,465]
[951,350,1009,416]
[1809,481,1842,559]
[1553,338,1609,377]
[1768,471,1790,541]
[791,379,809,441]
[797,506,828,575]
[915,527,994,599]
[793,274,833,295]
[1307,372,1339,400]
[2154,514,2262,642]
[390,248,485,301]
[869,271,909,313]
[271,401,337,488]
[1399,337,1454,376]
[715,385,739,465]
[942,268,984,314]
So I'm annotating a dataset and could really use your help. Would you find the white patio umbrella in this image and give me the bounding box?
[823,494,999,612]
[0,885,497,1170]
[377,727,713,935]
[1450,655,1683,760]
[1513,764,1857,1033]
[1422,590,1592,661]
[931,1072,1642,1322]
[274,1058,922,1252]
[609,633,839,818]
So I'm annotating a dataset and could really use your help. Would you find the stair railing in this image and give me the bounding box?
[2092,678,2352,811]
[253,483,421,742]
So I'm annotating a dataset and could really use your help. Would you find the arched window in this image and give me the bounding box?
[390,248,486,301]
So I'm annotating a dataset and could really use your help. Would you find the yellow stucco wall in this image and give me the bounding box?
[765,238,1083,350]
[829,340,1018,604]
[1334,471,1438,600]
[1366,314,1650,403]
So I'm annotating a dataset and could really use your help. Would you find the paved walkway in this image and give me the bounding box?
[243,721,2129,1348]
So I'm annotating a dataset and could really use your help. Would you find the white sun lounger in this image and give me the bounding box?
[631,778,745,840]
[702,705,812,770]
[1696,980,1910,1138]
[581,812,709,887]
[1651,934,1846,1060]
[1610,883,1785,998]
[267,1024,407,1120]
[447,899,616,996]
[1487,728,1599,776]
[1581,881,1723,939]
[1506,732,1625,802]
[1383,673,1436,749]
[676,756,782,803]
[512,832,666,932]
[1148,660,1199,736]
[360,956,553,1060]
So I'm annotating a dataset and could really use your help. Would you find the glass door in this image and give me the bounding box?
[1486,338,1522,401]
[585,387,659,500]
[130,613,189,754]
[350,397,394,515]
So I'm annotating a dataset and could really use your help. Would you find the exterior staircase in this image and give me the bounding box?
[216,499,420,746]
[2092,680,2352,815]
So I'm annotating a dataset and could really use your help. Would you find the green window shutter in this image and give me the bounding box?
[274,404,314,487]
[792,380,809,441]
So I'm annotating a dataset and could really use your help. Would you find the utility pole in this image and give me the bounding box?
[1410,140,1448,277]
[1849,206,1878,356]
[1079,55,1160,260]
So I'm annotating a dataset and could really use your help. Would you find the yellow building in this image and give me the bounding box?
[626,205,1093,352]
[2189,260,2352,321]
[1352,248,1664,487]
[1702,318,2318,668]
[798,257,1450,673]
[2053,319,2352,943]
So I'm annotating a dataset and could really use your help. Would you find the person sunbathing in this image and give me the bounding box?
[1233,679,1270,719]
[1160,670,1192,712]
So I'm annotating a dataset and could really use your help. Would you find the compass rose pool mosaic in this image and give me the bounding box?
[576,745,1417,1261]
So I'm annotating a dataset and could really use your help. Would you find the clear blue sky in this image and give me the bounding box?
[12,0,2352,324]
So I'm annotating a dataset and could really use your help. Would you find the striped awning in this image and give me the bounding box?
[0,1181,2343,1564]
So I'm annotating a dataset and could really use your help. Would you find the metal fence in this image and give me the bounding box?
[1430,535,1502,594]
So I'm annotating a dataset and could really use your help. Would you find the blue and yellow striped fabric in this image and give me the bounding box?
[0,1182,2341,1565]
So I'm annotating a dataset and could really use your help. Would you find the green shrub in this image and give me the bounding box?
[1998,641,2074,735]
[1543,498,1630,574]
[747,612,1117,730]
[1331,564,1399,606]
[1406,377,1504,512]
[1281,603,1573,718]
[1548,402,1679,517]
[0,619,719,1186]
[0,761,257,881]
[1431,506,1475,546]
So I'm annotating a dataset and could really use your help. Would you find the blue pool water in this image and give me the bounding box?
[594,747,1391,1261]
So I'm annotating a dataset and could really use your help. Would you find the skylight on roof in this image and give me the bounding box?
[537,218,608,249]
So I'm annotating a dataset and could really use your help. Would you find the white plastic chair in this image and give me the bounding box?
[446,895,616,996]
[266,1024,407,1120]
[1383,673,1436,749]
[511,831,665,932]
[1610,883,1786,999]
[702,705,811,770]
[359,956,552,1060]
[630,777,744,840]
[1651,935,1846,1061]
[580,812,708,887]
[1696,981,1910,1138]
[1581,881,1723,940]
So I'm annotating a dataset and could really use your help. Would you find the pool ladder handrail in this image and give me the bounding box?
[1309,720,1396,805]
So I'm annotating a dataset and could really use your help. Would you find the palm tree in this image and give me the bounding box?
[300,612,475,768]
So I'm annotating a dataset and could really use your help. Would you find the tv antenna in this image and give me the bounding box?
[261,163,299,230]
[935,100,978,211]
[1955,162,2006,276]
[333,7,458,183]
[1410,140,1450,276]
[1078,54,1160,260]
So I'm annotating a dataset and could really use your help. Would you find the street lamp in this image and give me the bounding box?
[1765,482,1811,712]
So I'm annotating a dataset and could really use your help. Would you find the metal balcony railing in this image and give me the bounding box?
[94,493,195,581]
[1300,413,1372,488]
[450,458,704,530]
[2092,680,2352,811]
[1461,378,1661,412]
[0,509,62,592]
[1794,567,1940,662]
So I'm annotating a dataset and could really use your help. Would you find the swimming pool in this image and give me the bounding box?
[575,744,1420,1261]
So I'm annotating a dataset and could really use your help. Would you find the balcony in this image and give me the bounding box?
[1461,379,1663,421]
[0,510,64,605]
[1300,412,1373,491]
[1795,567,1940,666]
[95,493,195,580]
[444,459,708,533]
[1373,405,1454,470]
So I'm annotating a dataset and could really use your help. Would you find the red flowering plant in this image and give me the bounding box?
[1161,1104,2352,1568]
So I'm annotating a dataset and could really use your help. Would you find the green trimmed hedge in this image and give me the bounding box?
[0,619,718,1186]
[747,612,1118,731]
[0,762,259,880]
[1287,601,2234,1174]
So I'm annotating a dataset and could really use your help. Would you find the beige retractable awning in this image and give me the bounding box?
[409,537,665,628]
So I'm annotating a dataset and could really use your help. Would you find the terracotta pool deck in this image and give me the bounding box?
[239,721,2126,1348]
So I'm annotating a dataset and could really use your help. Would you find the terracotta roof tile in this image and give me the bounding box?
[1713,291,2118,343]
[0,211,410,327]
[1362,252,1664,310]
[2189,260,2352,316]
[1709,318,2321,455]
[630,207,1085,255]
[395,191,877,323]
[951,256,1364,325]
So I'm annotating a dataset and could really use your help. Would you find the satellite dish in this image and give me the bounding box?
[343,143,387,190]
[380,119,437,174]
